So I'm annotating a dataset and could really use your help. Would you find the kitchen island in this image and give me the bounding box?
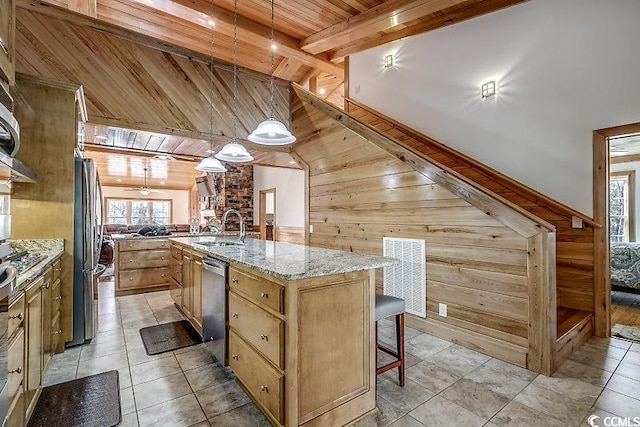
[169,236,397,427]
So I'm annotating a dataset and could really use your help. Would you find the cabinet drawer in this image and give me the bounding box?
[8,328,24,409]
[229,330,283,424]
[170,257,182,283]
[118,267,171,289]
[52,278,62,314]
[119,238,169,251]
[8,292,24,338]
[118,249,170,270]
[228,292,283,369]
[53,259,62,281]
[171,245,183,261]
[229,268,284,314]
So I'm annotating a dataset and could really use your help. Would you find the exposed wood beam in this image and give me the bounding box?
[159,0,344,78]
[330,0,528,62]
[300,0,468,55]
[297,68,321,86]
[84,143,201,161]
[610,153,640,164]
[68,0,96,17]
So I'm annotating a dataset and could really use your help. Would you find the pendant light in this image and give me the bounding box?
[247,0,295,146]
[196,3,227,173]
[215,0,253,163]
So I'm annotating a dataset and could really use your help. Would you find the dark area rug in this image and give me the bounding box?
[27,370,120,427]
[140,319,202,355]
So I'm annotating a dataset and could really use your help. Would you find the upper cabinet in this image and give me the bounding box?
[0,0,15,86]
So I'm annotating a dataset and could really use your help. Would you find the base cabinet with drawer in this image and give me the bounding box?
[114,238,171,295]
[169,243,183,307]
[170,243,204,333]
[7,258,64,426]
[226,264,376,427]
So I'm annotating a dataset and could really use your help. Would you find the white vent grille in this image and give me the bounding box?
[383,237,426,318]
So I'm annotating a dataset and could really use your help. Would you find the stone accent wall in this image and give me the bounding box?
[220,164,253,231]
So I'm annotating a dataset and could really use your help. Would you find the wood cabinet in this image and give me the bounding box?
[0,0,15,85]
[226,264,375,427]
[7,258,64,425]
[179,247,204,333]
[114,238,171,295]
[169,243,183,307]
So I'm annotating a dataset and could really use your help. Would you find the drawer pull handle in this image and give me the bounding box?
[55,295,62,300]
[260,292,268,298]
[42,283,50,289]
[55,329,63,335]
[231,278,238,283]
[129,277,133,281]
[9,313,23,320]
[161,257,165,260]
[232,313,239,318]
[260,334,268,341]
[0,38,8,55]
[9,367,22,374]
[55,268,62,272]
[260,385,268,392]
[231,354,239,360]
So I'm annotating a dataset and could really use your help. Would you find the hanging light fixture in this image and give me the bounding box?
[215,0,253,163]
[196,3,227,173]
[247,0,295,146]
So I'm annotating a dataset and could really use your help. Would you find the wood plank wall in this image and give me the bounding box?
[291,94,533,367]
[345,101,595,317]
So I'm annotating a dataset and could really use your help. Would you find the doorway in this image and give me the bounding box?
[259,188,276,241]
[594,122,640,341]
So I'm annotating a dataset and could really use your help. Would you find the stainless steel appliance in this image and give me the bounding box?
[0,103,36,183]
[70,157,104,346]
[201,256,227,365]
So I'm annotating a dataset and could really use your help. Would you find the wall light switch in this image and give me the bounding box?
[438,303,447,317]
[309,224,314,233]
[571,216,583,229]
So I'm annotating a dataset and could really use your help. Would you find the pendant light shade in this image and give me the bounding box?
[248,0,295,146]
[215,142,254,163]
[195,156,227,172]
[248,118,296,145]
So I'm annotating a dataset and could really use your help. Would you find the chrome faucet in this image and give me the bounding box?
[221,209,246,243]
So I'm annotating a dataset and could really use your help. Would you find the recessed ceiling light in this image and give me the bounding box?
[153,153,176,161]
[289,160,296,164]
[318,88,326,95]
[160,181,165,185]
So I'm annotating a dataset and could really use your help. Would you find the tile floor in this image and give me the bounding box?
[43,281,640,427]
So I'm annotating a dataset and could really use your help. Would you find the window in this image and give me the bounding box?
[609,171,635,243]
[106,198,172,225]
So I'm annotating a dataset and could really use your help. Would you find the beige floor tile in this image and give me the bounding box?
[464,364,531,399]
[129,354,181,385]
[630,343,640,353]
[622,351,640,367]
[595,389,640,418]
[127,346,174,367]
[91,329,124,345]
[120,368,133,389]
[377,378,435,413]
[80,339,127,361]
[387,415,426,427]
[133,372,193,410]
[490,401,566,427]
[482,358,539,382]
[409,395,486,427]
[580,341,629,360]
[124,330,146,351]
[553,359,614,387]
[423,345,489,377]
[208,403,271,427]
[195,379,251,419]
[405,360,460,393]
[354,396,408,427]
[119,412,139,427]
[615,361,640,381]
[513,383,592,425]
[76,351,129,378]
[586,337,632,351]
[137,394,207,427]
[42,364,78,386]
[183,363,235,393]
[579,408,621,427]
[120,386,137,415]
[440,378,509,419]
[378,325,422,347]
[532,375,602,405]
[569,347,622,373]
[175,346,216,371]
[605,374,640,400]
[405,334,453,359]
[190,421,211,427]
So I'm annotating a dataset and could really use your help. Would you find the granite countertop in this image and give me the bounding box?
[111,231,259,240]
[10,239,64,300]
[169,236,398,281]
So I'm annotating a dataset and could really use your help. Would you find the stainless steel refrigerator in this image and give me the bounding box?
[70,157,104,346]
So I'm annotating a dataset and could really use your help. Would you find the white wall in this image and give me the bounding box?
[611,161,640,241]
[102,186,190,224]
[253,166,305,227]
[350,0,640,216]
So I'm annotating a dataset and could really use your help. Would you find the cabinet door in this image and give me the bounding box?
[192,253,203,332]
[0,0,15,85]
[181,252,193,319]
[41,268,53,373]
[26,278,43,394]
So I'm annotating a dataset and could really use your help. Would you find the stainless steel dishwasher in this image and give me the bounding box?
[201,256,228,365]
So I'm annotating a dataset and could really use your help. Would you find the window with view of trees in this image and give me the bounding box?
[609,171,635,243]
[106,199,172,225]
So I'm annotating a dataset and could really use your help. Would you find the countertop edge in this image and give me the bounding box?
[11,250,65,303]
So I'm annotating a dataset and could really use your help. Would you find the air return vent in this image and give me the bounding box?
[383,237,426,318]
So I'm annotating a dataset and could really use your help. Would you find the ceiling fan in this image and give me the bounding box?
[124,167,163,195]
